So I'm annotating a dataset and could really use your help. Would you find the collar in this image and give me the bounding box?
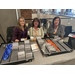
[33,27,39,31]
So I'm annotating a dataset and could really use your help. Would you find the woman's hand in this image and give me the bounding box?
[47,33,49,37]
[25,38,27,40]
[15,39,19,42]
[61,36,63,39]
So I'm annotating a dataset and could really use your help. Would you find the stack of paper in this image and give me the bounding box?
[25,45,31,51]
[36,37,41,40]
[46,46,56,52]
[18,51,25,59]
[45,43,56,52]
[24,40,30,44]
[31,44,39,52]
[68,33,75,38]
[12,42,19,50]
[37,39,44,44]
[26,52,32,58]
[19,45,24,51]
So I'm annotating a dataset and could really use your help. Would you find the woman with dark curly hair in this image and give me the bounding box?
[29,18,44,39]
[47,17,65,39]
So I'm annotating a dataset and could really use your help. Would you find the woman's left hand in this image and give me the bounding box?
[25,38,27,40]
[61,36,63,39]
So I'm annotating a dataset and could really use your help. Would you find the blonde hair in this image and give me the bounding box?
[17,17,26,30]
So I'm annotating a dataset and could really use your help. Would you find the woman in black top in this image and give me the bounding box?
[47,17,65,39]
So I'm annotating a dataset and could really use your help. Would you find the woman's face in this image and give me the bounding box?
[34,20,39,27]
[19,18,25,27]
[54,18,59,26]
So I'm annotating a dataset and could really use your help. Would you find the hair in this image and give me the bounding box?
[17,17,26,30]
[52,16,61,28]
[32,18,41,28]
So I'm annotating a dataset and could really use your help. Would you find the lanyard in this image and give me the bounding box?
[32,28,39,36]
[53,26,58,34]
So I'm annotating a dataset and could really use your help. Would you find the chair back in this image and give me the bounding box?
[7,26,15,43]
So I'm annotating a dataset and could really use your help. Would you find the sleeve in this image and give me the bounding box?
[47,25,52,36]
[41,27,44,38]
[29,27,32,37]
[12,27,19,41]
[60,26,65,37]
[47,27,49,34]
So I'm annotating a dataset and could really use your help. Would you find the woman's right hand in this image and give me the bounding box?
[15,39,19,42]
[47,33,49,37]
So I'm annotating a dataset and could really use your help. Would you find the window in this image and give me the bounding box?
[72,9,75,14]
[57,9,61,14]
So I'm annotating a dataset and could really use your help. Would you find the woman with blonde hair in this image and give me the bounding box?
[12,17,27,41]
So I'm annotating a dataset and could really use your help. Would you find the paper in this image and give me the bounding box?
[19,45,24,50]
[31,44,39,52]
[41,43,46,52]
[12,42,18,47]
[25,45,31,51]
[26,52,32,58]
[45,43,51,46]
[24,40,30,44]
[36,37,41,40]
[12,42,19,50]
[47,46,56,52]
[21,38,25,41]
[18,51,25,59]
[37,39,44,44]
[68,33,75,38]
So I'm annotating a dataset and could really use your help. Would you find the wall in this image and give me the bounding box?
[32,9,37,14]
[32,13,75,30]
[20,9,32,23]
[17,9,21,18]
[32,14,37,19]
[0,9,17,44]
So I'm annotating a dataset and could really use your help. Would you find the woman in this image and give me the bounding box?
[12,17,27,41]
[47,17,65,39]
[29,18,44,39]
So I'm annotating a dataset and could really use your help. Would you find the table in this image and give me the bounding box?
[18,42,75,65]
[0,40,75,65]
[18,50,75,65]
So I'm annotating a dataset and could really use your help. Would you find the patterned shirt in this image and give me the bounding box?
[29,27,44,38]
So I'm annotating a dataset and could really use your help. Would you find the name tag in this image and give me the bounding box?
[21,38,25,41]
[53,32,56,34]
[18,51,25,59]
[36,37,41,40]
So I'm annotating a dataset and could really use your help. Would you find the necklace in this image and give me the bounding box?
[53,26,58,34]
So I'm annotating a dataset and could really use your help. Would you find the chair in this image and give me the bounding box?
[0,34,6,47]
[64,26,72,37]
[0,34,6,43]
[7,26,15,43]
[40,19,47,25]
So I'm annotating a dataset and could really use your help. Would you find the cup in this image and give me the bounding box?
[30,37,34,42]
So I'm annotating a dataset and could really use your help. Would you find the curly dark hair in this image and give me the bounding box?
[52,16,61,28]
[32,18,41,28]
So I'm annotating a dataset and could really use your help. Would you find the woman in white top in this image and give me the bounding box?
[29,18,44,39]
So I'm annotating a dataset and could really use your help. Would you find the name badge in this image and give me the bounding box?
[53,32,56,34]
[21,38,25,41]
